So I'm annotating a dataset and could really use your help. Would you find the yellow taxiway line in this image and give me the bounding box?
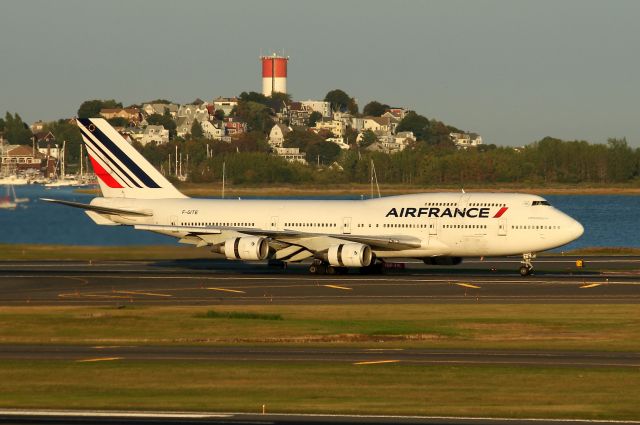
[454,282,481,289]
[323,284,353,291]
[76,357,123,363]
[114,290,173,297]
[580,283,602,289]
[353,360,400,365]
[207,287,246,294]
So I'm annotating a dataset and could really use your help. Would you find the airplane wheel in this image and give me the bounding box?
[519,265,532,277]
[326,266,336,275]
[309,265,318,274]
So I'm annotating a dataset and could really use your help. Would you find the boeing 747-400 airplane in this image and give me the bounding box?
[44,118,584,276]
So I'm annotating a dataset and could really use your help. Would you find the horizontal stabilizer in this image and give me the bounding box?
[41,198,153,217]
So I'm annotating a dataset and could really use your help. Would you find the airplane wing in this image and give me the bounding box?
[134,223,423,250]
[41,198,153,217]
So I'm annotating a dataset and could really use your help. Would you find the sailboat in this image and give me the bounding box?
[44,140,80,187]
[0,185,28,210]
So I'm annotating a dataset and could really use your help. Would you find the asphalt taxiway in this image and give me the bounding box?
[0,344,638,368]
[3,409,640,425]
[0,256,639,305]
[2,409,640,425]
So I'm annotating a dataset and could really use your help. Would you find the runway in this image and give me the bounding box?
[0,344,638,368]
[3,409,640,425]
[0,256,639,305]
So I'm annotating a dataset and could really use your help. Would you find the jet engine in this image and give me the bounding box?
[327,243,373,267]
[423,256,463,266]
[220,236,269,260]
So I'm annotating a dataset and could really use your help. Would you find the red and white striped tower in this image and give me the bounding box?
[261,53,289,97]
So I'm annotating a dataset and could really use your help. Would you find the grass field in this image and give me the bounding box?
[0,360,638,419]
[1,304,639,418]
[1,304,639,351]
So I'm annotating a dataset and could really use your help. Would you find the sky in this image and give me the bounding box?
[1,0,639,147]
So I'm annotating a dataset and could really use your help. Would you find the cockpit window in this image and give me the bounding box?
[532,200,551,206]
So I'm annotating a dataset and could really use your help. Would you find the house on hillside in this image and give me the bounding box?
[450,132,483,149]
[268,124,292,148]
[312,119,345,138]
[212,97,239,117]
[138,125,169,146]
[301,100,332,118]
[201,121,227,141]
[288,102,313,127]
[142,103,179,118]
[275,147,307,164]
[99,107,141,124]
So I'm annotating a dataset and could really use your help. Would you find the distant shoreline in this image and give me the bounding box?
[76,183,640,197]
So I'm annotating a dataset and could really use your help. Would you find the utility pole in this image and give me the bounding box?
[222,161,225,199]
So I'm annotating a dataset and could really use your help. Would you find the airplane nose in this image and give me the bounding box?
[570,219,584,240]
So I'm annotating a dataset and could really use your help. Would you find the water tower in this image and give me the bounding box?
[261,53,289,97]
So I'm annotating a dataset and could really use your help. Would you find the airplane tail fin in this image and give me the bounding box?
[76,118,187,199]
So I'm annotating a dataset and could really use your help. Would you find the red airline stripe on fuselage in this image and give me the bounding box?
[89,155,123,188]
[493,206,508,218]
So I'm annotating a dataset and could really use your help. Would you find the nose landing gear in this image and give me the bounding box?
[519,253,536,276]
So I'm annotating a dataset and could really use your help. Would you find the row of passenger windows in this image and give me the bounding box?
[444,224,487,229]
[512,224,560,230]
[284,223,337,228]
[182,222,255,227]
[424,202,506,207]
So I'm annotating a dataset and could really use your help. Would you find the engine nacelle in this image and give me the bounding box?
[222,236,269,260]
[327,243,373,267]
[423,256,463,266]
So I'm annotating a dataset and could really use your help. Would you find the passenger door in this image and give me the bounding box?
[270,216,279,231]
[428,218,438,235]
[342,217,352,234]
[498,218,507,236]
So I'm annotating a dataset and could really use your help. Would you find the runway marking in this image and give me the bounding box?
[114,290,172,297]
[323,284,353,291]
[580,283,602,289]
[365,348,404,351]
[354,360,400,365]
[207,287,246,294]
[92,346,131,349]
[76,357,123,363]
[58,293,131,299]
[453,282,481,289]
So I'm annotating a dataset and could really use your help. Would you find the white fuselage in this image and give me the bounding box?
[91,192,584,259]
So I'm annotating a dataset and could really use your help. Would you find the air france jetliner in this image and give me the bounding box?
[44,118,584,276]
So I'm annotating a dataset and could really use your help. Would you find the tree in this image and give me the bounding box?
[283,128,324,151]
[3,112,32,145]
[190,120,204,139]
[396,111,430,141]
[147,110,177,139]
[234,100,274,133]
[77,99,122,118]
[239,91,269,105]
[305,141,341,166]
[44,119,83,167]
[214,109,225,120]
[359,129,378,148]
[324,89,358,114]
[0,117,5,132]
[107,117,129,127]
[308,111,322,127]
[268,92,292,113]
[363,101,389,117]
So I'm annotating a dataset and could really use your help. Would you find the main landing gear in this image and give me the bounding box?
[308,259,348,275]
[519,253,536,276]
[308,259,385,275]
